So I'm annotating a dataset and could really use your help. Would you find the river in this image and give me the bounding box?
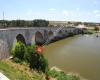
[44,34,100,80]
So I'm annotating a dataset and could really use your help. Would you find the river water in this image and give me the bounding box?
[44,34,100,80]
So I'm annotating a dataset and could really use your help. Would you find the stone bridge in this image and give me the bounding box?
[0,27,82,60]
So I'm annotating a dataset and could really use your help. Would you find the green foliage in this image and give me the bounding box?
[83,30,93,34]
[24,45,36,63]
[11,41,48,73]
[25,45,48,73]
[67,74,80,80]
[68,32,74,37]
[0,19,49,27]
[48,69,67,80]
[33,19,49,27]
[48,69,80,80]
[94,26,99,31]
[13,57,21,63]
[11,41,26,60]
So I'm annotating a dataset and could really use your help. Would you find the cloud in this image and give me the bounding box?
[96,14,100,17]
[76,8,80,11]
[93,10,99,14]
[93,10,100,18]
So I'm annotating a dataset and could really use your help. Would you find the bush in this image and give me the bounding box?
[24,45,36,63]
[48,69,80,80]
[68,32,74,37]
[11,41,26,60]
[84,31,93,34]
[11,42,48,73]
[25,44,48,73]
[48,69,67,80]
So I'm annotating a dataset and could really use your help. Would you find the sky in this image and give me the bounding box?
[0,0,100,22]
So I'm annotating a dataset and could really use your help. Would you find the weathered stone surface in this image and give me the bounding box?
[0,27,82,59]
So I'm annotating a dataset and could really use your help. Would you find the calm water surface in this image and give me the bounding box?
[44,34,100,80]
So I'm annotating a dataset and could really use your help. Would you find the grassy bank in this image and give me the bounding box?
[0,60,86,80]
[0,60,46,80]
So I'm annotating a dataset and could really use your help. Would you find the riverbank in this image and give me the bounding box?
[0,59,86,80]
[0,59,46,80]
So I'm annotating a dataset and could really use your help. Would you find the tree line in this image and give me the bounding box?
[0,19,49,28]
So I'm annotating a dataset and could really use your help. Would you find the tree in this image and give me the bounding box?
[25,45,48,73]
[33,19,49,27]
[94,26,99,32]
[11,41,26,60]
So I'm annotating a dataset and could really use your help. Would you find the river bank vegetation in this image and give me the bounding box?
[0,41,86,80]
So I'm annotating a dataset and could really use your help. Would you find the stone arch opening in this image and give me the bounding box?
[48,31,53,38]
[16,34,26,45]
[35,31,44,45]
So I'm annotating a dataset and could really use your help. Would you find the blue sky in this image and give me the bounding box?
[0,0,100,22]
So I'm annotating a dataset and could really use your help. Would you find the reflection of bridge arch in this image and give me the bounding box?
[16,34,26,45]
[35,31,44,45]
[48,31,53,38]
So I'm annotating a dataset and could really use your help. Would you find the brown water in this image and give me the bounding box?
[44,34,100,80]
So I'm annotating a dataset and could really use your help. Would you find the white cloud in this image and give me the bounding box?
[93,10,100,18]
[93,10,99,14]
[96,14,100,17]
[76,8,80,11]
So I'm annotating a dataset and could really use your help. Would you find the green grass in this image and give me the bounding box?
[0,60,46,80]
[48,69,81,80]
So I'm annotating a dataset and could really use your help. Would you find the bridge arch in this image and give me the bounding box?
[48,31,53,38]
[16,34,26,45]
[35,31,44,45]
[12,34,26,49]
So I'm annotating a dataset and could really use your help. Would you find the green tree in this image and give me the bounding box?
[25,45,48,73]
[11,41,26,60]
[33,19,49,27]
[94,26,99,32]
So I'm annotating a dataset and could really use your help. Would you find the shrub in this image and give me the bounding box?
[11,41,26,60]
[48,69,80,80]
[11,42,48,73]
[48,69,67,80]
[68,32,74,37]
[24,45,36,63]
[25,44,48,73]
